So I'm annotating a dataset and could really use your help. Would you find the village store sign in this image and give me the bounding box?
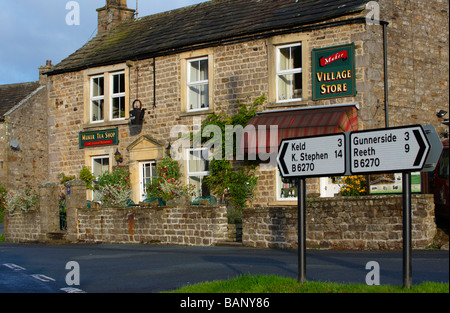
[312,43,356,100]
[79,128,119,149]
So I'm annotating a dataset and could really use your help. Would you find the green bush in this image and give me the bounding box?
[97,167,131,207]
[79,166,95,190]
[146,157,195,202]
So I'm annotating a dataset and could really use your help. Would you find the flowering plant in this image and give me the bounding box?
[146,157,196,202]
[99,184,132,207]
[96,167,132,207]
[5,190,39,213]
[157,178,196,201]
[334,175,367,196]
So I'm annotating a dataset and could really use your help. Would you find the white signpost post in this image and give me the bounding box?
[277,125,442,287]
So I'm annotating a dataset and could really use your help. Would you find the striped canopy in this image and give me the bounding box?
[241,104,358,155]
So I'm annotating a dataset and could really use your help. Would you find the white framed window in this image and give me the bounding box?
[111,72,126,120]
[139,161,157,201]
[186,148,210,198]
[90,75,105,123]
[276,43,303,103]
[276,169,298,201]
[187,57,209,112]
[85,65,129,126]
[91,155,110,201]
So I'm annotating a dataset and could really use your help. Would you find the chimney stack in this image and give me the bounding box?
[39,60,53,85]
[97,0,135,35]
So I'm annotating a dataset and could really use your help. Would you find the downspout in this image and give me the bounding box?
[381,21,390,128]
[153,57,156,109]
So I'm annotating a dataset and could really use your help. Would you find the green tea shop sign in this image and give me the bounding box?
[79,128,119,149]
[312,43,356,100]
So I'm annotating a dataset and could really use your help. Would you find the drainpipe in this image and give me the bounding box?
[381,21,390,128]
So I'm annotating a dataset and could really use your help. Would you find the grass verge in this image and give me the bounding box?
[167,274,449,293]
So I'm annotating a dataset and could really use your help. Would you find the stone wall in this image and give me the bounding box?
[74,206,228,246]
[242,194,437,250]
[2,86,48,192]
[4,209,42,242]
[5,181,438,250]
[4,180,228,246]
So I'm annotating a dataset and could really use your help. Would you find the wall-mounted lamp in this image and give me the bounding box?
[166,142,172,158]
[436,110,447,118]
[114,148,123,165]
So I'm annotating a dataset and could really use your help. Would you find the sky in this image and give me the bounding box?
[0,0,208,85]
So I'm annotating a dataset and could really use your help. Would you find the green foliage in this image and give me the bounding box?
[5,190,39,214]
[146,157,194,202]
[199,95,265,215]
[334,175,368,196]
[97,167,130,189]
[58,173,76,185]
[79,166,95,190]
[204,160,257,215]
[168,274,449,294]
[96,167,131,207]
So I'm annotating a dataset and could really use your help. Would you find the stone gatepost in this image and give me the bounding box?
[38,182,61,238]
[65,179,87,242]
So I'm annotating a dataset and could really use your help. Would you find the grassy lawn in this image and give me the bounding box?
[168,274,449,293]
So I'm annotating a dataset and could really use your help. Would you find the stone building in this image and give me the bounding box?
[43,0,448,206]
[0,62,51,192]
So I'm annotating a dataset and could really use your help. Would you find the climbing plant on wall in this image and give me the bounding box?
[199,95,265,218]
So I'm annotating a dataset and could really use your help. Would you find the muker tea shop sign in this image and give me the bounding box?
[312,43,356,100]
[79,128,119,149]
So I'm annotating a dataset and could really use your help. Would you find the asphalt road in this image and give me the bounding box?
[0,243,448,294]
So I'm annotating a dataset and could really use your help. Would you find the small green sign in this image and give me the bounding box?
[79,128,119,149]
[312,43,356,100]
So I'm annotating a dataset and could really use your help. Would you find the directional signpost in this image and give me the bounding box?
[277,124,442,287]
[350,125,430,174]
[277,133,347,283]
[349,125,432,288]
[277,133,347,178]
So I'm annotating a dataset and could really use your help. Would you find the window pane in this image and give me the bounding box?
[188,150,209,173]
[292,45,302,69]
[279,47,291,71]
[188,84,209,110]
[199,59,208,80]
[189,59,208,82]
[91,99,104,121]
[152,163,158,178]
[278,46,301,71]
[93,157,109,178]
[92,77,104,97]
[188,176,210,198]
[277,173,298,200]
[277,73,302,101]
[112,96,125,119]
[113,73,125,94]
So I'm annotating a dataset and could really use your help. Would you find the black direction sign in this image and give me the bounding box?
[277,133,346,178]
[349,125,430,174]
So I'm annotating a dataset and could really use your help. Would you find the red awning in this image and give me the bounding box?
[241,104,358,154]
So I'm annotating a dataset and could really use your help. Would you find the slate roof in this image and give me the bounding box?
[0,82,41,117]
[47,0,369,76]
